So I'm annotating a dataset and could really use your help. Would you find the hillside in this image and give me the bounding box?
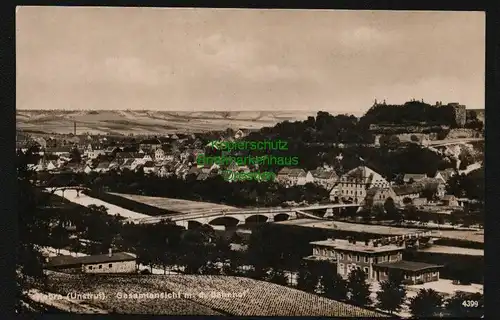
[42,272,386,317]
[17,110,320,135]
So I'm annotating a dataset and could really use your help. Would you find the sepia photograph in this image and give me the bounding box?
[15,6,484,317]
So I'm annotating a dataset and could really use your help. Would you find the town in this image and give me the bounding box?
[17,100,484,317]
[16,6,485,318]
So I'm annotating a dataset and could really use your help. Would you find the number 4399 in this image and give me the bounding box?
[462,300,479,307]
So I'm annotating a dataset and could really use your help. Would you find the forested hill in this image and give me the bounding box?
[360,101,457,127]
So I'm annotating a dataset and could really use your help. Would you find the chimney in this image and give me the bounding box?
[108,248,112,257]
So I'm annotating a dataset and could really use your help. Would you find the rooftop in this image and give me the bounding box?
[45,252,136,268]
[403,174,427,181]
[310,239,405,254]
[310,168,338,179]
[374,260,443,272]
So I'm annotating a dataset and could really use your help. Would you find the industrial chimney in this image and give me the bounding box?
[108,248,112,257]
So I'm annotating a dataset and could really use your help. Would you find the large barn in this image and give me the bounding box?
[45,250,137,274]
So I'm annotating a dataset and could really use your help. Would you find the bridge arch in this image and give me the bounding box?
[245,214,269,225]
[187,220,204,230]
[208,216,242,229]
[273,213,291,222]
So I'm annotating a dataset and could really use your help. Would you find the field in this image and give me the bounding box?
[108,192,239,214]
[16,110,320,135]
[45,272,386,317]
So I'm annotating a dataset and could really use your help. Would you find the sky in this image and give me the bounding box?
[16,7,485,114]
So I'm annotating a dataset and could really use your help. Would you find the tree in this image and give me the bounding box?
[321,268,348,301]
[69,147,81,163]
[200,262,221,275]
[371,203,386,221]
[347,269,372,307]
[296,265,318,292]
[409,288,444,318]
[16,150,51,312]
[250,265,269,281]
[376,279,407,314]
[444,291,483,317]
[410,134,420,142]
[269,268,289,286]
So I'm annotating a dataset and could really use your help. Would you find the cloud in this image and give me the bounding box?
[102,57,171,86]
[196,34,256,70]
[195,34,317,82]
[339,26,394,49]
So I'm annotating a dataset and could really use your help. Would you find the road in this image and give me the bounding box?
[50,189,150,221]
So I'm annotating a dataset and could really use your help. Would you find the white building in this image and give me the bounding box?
[45,250,137,274]
[331,166,390,203]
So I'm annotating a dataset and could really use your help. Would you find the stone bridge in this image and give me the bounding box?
[44,186,91,197]
[134,203,361,229]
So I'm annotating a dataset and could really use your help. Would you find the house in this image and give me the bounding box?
[157,166,172,178]
[276,168,313,187]
[363,187,397,207]
[46,160,58,171]
[142,154,154,162]
[234,129,248,139]
[403,173,427,184]
[393,185,423,205]
[310,169,338,190]
[305,238,442,284]
[85,149,106,159]
[154,147,170,162]
[139,138,162,151]
[333,166,390,204]
[94,162,111,173]
[120,159,136,171]
[440,195,459,207]
[415,177,447,199]
[104,146,119,155]
[434,168,456,184]
[45,250,136,274]
[143,161,157,174]
[84,165,93,174]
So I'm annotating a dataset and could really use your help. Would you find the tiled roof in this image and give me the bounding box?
[403,173,427,181]
[96,162,110,169]
[311,169,338,180]
[342,166,382,185]
[46,252,136,268]
[278,167,306,177]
